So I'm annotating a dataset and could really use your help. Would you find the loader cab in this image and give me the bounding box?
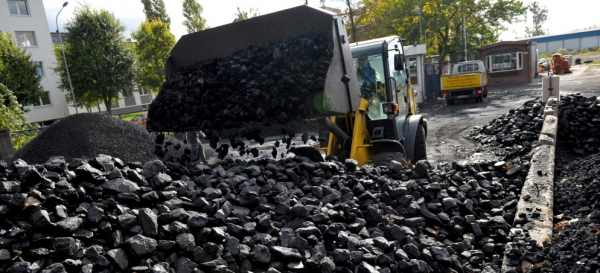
[350,36,410,141]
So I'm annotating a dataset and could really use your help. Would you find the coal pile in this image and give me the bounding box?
[9,114,159,165]
[499,94,600,272]
[147,34,332,135]
[0,151,531,272]
[8,114,212,167]
[529,150,600,273]
[469,99,545,160]
[470,94,600,159]
[556,94,600,156]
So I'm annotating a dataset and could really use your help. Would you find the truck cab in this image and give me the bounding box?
[452,61,486,75]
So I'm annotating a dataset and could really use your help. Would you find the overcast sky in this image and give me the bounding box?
[43,0,599,43]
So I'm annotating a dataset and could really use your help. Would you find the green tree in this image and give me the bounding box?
[141,0,171,27]
[182,0,208,33]
[353,0,525,61]
[233,7,260,22]
[0,31,44,107]
[52,4,137,115]
[131,19,175,95]
[524,1,547,37]
[0,84,38,149]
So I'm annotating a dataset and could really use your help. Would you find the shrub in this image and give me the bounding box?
[0,84,39,149]
[557,48,569,55]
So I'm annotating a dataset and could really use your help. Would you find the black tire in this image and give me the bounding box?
[371,152,407,167]
[447,99,455,105]
[483,86,488,98]
[413,124,427,162]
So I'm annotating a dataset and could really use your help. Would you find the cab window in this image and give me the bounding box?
[354,54,387,120]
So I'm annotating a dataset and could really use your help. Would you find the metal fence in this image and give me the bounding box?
[9,126,49,149]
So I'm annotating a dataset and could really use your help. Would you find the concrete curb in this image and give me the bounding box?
[501,97,559,272]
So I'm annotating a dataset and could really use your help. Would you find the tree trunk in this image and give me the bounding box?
[346,0,357,42]
[104,99,112,115]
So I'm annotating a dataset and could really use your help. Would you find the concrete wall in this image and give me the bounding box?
[0,129,14,160]
[582,36,599,48]
[537,42,547,53]
[564,38,579,50]
[548,41,563,52]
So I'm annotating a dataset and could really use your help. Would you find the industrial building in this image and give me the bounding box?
[516,28,600,53]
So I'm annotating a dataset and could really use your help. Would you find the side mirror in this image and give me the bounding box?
[394,54,404,71]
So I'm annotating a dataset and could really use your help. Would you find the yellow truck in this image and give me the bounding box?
[440,60,488,105]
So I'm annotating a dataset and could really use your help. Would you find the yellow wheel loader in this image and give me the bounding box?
[151,5,427,167]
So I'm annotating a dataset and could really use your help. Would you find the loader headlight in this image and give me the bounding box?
[382,102,399,115]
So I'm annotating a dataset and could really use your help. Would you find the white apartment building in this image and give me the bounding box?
[0,0,152,125]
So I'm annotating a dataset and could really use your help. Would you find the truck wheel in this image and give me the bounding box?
[413,124,427,162]
[371,152,407,167]
[476,94,483,103]
[483,86,488,98]
[447,99,455,105]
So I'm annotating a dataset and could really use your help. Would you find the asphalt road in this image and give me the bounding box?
[421,64,600,165]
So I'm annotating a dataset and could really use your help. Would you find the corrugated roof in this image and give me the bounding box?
[511,28,600,42]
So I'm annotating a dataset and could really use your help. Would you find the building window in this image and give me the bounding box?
[486,52,523,72]
[33,91,51,107]
[15,31,36,47]
[139,86,150,95]
[33,61,43,76]
[52,36,58,42]
[8,0,29,15]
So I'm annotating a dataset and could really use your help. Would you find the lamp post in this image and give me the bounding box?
[56,1,78,114]
[414,5,423,44]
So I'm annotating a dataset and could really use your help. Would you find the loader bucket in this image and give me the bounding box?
[153,5,360,131]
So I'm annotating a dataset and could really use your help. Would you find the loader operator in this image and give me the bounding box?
[357,56,377,98]
[357,56,385,119]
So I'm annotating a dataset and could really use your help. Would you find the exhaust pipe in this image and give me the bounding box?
[317,117,349,143]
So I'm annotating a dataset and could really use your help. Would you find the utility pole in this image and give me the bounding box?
[415,5,423,44]
[462,0,467,61]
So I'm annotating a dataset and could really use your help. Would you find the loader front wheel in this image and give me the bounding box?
[371,152,407,167]
[413,124,427,162]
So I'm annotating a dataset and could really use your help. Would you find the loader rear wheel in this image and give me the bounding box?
[413,124,427,162]
[371,152,407,167]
